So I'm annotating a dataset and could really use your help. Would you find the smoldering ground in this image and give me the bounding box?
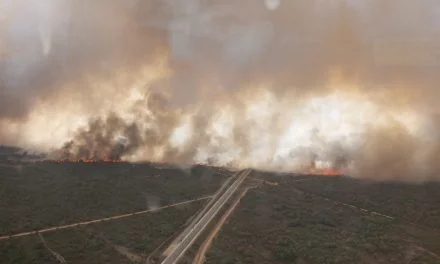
[1,0,440,181]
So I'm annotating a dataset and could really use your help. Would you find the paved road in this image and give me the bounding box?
[168,173,237,248]
[193,180,261,264]
[161,169,252,264]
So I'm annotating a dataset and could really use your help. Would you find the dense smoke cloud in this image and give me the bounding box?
[1,0,440,181]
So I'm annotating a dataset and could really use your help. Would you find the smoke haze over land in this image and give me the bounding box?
[1,0,440,181]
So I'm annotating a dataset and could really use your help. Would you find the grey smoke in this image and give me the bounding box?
[2,1,440,181]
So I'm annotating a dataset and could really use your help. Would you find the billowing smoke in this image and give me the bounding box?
[1,0,440,181]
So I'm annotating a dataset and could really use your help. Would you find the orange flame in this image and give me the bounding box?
[307,167,343,176]
[51,159,122,164]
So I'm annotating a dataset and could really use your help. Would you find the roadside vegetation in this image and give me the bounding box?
[205,174,440,264]
[0,161,227,235]
[0,156,228,263]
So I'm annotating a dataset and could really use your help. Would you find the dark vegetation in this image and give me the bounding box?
[0,200,204,263]
[0,161,227,235]
[205,174,440,264]
[2,147,440,264]
[0,150,230,264]
[0,236,58,264]
[293,175,440,229]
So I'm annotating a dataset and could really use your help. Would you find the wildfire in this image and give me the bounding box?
[1,47,426,178]
[308,167,343,176]
[300,161,344,177]
[51,159,123,164]
[34,84,423,177]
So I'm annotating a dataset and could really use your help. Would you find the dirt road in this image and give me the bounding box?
[0,195,212,241]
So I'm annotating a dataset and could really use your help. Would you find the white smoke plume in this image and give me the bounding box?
[1,0,440,181]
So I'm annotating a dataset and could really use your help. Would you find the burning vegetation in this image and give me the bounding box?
[51,159,123,164]
[1,1,440,181]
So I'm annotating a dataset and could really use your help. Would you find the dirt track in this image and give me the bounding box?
[0,195,212,241]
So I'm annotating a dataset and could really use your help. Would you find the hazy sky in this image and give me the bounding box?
[1,1,440,181]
